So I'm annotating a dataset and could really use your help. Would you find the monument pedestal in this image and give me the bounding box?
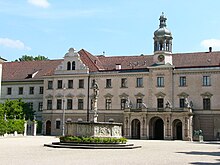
[66,121,123,138]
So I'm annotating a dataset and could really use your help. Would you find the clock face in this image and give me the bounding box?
[158,54,165,62]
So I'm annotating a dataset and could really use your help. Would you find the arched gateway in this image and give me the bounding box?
[149,117,164,140]
[173,119,183,140]
[131,119,140,139]
[46,120,51,135]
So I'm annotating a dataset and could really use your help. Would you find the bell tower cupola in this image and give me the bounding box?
[153,13,173,65]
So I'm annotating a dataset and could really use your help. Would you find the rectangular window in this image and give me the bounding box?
[7,87,12,95]
[203,76,211,86]
[179,98,185,108]
[56,120,61,129]
[203,98,211,110]
[106,79,112,88]
[157,98,164,108]
[38,102,43,111]
[57,80,63,89]
[121,99,126,110]
[78,99,84,110]
[48,81,53,89]
[18,87,23,95]
[79,79,84,88]
[68,80,73,88]
[121,78,127,88]
[47,100,52,110]
[27,102,33,110]
[67,99,73,110]
[136,99,142,109]
[57,99,62,110]
[179,76,186,87]
[157,77,164,87]
[29,87,34,95]
[136,78,143,87]
[39,86,44,94]
[105,99,112,110]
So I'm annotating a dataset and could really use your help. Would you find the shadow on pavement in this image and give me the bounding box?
[190,159,220,165]
[177,151,220,165]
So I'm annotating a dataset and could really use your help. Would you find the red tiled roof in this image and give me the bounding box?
[97,55,153,70]
[78,49,104,72]
[2,50,220,82]
[95,51,220,70]
[172,51,220,68]
[2,60,62,81]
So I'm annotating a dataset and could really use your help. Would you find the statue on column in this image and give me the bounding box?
[92,79,99,122]
[93,79,99,99]
[184,98,191,108]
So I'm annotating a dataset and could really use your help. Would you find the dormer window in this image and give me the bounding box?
[26,70,39,79]
[72,61,76,70]
[67,61,71,70]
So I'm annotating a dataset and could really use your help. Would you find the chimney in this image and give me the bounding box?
[209,47,212,52]
[116,64,121,70]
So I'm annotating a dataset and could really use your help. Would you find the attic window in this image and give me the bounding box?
[67,61,71,70]
[26,71,39,79]
[72,61,76,70]
[116,64,121,70]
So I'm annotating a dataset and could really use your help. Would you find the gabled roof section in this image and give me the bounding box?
[78,49,104,72]
[2,60,62,81]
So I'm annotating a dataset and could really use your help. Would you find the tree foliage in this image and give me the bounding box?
[15,55,49,62]
[0,99,35,120]
[0,99,31,135]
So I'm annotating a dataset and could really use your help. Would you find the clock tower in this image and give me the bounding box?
[153,13,173,65]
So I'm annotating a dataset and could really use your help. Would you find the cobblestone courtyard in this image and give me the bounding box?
[0,136,219,165]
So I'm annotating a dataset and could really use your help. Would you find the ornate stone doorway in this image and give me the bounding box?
[149,117,164,140]
[46,120,51,135]
[131,119,140,139]
[173,119,182,140]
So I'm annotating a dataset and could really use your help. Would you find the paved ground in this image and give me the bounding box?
[0,136,219,165]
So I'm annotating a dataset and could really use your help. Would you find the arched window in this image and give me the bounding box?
[159,42,163,51]
[67,61,71,70]
[72,61,76,70]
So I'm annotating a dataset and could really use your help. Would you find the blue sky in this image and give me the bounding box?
[1,0,220,61]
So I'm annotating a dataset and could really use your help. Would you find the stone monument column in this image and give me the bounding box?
[92,80,99,122]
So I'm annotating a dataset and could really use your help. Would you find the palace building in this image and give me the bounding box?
[1,13,220,140]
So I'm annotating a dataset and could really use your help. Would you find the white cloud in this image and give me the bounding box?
[0,38,31,50]
[27,0,50,8]
[201,39,220,50]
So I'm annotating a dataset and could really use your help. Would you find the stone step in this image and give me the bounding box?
[44,142,141,149]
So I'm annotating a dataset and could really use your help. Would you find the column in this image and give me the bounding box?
[141,116,146,139]
[33,120,37,136]
[23,121,27,136]
[146,117,149,140]
[165,116,171,140]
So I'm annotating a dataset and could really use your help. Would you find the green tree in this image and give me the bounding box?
[15,55,49,62]
[2,99,24,119]
[0,99,35,120]
[34,55,49,61]
[22,102,35,120]
[16,55,34,61]
[0,104,4,120]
